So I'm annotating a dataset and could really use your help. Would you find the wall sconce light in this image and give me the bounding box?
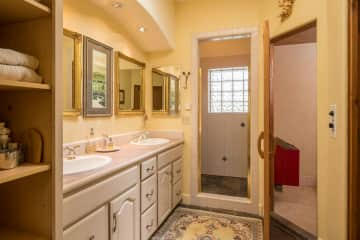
[182,71,191,89]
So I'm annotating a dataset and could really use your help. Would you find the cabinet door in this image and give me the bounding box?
[63,206,108,240]
[157,164,172,225]
[110,184,140,240]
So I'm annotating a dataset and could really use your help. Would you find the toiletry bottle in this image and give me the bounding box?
[86,128,95,153]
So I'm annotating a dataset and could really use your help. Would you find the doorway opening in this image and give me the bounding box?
[199,35,252,198]
[268,22,318,239]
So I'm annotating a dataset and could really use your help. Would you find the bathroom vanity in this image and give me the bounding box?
[62,137,184,240]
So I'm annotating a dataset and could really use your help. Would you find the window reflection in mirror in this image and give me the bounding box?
[115,52,145,115]
[63,29,82,116]
[152,67,180,115]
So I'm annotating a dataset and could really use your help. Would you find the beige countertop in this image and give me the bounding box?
[63,138,184,195]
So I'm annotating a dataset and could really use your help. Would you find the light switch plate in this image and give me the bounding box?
[329,104,336,138]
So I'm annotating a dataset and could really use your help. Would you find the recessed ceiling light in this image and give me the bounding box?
[139,26,146,33]
[112,2,123,8]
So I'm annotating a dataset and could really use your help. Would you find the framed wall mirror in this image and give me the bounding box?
[114,52,145,115]
[83,36,113,117]
[152,66,180,115]
[63,29,82,116]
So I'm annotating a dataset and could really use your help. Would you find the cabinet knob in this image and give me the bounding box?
[176,169,181,174]
[89,235,95,240]
[222,156,227,161]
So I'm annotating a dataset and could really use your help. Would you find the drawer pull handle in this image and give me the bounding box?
[146,190,154,199]
[89,235,95,240]
[146,166,154,172]
[176,169,181,174]
[146,220,154,230]
[113,214,117,233]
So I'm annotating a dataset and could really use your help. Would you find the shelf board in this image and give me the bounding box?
[0,163,50,185]
[0,0,51,25]
[0,227,47,240]
[0,79,51,91]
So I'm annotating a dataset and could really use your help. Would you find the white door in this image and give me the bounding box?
[110,184,140,240]
[157,164,172,225]
[202,67,249,178]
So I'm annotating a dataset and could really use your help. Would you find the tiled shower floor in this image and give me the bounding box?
[201,174,248,197]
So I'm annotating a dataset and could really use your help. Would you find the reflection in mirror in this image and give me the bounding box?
[92,49,108,109]
[63,29,82,116]
[152,70,167,112]
[115,52,145,115]
[168,75,180,115]
[152,66,180,115]
[83,37,113,117]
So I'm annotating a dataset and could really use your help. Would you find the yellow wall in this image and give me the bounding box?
[146,0,260,207]
[258,0,348,239]
[63,0,147,143]
[148,0,348,239]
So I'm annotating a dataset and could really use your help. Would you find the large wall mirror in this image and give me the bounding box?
[83,37,113,117]
[115,52,145,115]
[152,66,180,115]
[63,29,82,116]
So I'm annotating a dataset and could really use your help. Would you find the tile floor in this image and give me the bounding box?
[201,174,248,197]
[274,185,317,236]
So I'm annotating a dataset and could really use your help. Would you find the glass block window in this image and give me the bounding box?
[208,67,249,113]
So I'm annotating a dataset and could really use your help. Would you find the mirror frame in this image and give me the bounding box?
[83,36,113,117]
[114,52,146,116]
[63,29,82,116]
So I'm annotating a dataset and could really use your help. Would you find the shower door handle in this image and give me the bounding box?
[257,131,265,159]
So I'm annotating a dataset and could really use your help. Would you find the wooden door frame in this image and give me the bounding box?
[348,0,359,239]
[263,20,317,240]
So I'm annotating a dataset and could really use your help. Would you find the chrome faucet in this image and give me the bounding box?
[102,134,110,148]
[64,145,80,160]
[133,132,149,143]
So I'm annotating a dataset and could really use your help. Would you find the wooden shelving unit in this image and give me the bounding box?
[0,79,51,91]
[0,227,47,240]
[0,163,50,185]
[0,0,51,25]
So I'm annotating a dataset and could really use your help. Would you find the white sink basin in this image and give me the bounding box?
[130,138,170,146]
[63,155,112,175]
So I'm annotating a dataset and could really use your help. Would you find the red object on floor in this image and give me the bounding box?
[274,141,300,186]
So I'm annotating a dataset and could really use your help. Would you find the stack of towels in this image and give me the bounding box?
[0,48,43,83]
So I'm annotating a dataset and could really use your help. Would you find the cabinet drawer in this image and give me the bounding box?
[141,157,156,180]
[63,166,139,228]
[173,179,182,208]
[141,203,157,240]
[158,145,183,169]
[63,206,108,240]
[172,158,182,184]
[141,175,157,212]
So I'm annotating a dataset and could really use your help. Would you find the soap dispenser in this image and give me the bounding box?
[85,128,96,153]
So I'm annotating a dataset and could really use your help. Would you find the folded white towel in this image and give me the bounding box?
[0,64,42,83]
[0,48,39,70]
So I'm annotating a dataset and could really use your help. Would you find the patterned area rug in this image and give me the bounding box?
[152,207,263,240]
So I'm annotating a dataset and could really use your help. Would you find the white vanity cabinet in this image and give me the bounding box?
[110,184,140,240]
[63,143,183,240]
[157,145,184,226]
